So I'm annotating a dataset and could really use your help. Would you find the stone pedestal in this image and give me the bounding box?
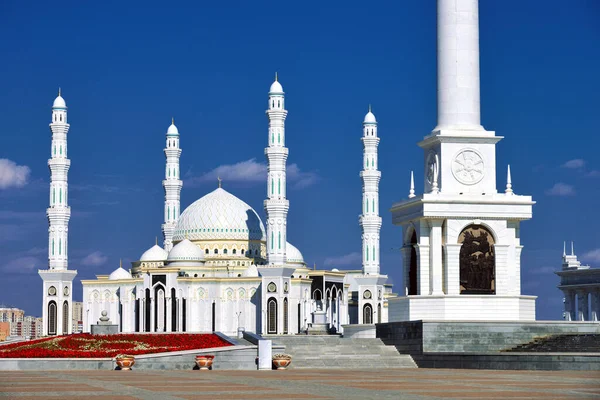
[90,310,119,335]
[307,310,329,335]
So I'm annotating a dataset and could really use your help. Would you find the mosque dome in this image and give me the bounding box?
[364,110,376,124]
[53,94,66,109]
[167,121,179,135]
[167,239,205,263]
[140,244,168,262]
[269,79,283,94]
[109,266,132,280]
[174,188,266,242]
[242,264,259,277]
[286,242,305,265]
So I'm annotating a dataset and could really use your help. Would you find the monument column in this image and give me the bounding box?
[443,244,461,295]
[400,246,412,296]
[577,290,589,321]
[429,220,444,295]
[591,290,600,322]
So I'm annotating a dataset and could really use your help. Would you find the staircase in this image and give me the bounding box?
[271,336,417,369]
[505,334,600,353]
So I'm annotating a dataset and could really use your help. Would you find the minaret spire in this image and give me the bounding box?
[505,165,513,195]
[409,171,415,198]
[39,90,77,336]
[264,74,289,266]
[359,106,382,275]
[563,241,566,257]
[571,241,575,256]
[162,118,182,251]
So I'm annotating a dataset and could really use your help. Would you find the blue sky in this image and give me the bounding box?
[1,0,599,320]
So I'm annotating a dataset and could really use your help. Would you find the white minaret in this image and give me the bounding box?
[264,74,289,266]
[359,106,382,275]
[434,0,482,132]
[162,119,182,251]
[39,89,77,336]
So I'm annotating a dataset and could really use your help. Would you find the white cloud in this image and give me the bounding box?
[582,249,600,263]
[324,252,362,267]
[562,159,585,169]
[187,158,319,189]
[81,251,108,267]
[545,183,575,196]
[0,159,31,189]
[587,170,600,177]
[2,256,41,274]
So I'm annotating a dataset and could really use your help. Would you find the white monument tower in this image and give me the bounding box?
[162,119,182,251]
[389,0,536,321]
[356,107,388,324]
[39,89,77,336]
[259,74,294,335]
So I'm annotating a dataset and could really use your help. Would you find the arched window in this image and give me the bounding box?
[278,232,281,249]
[267,298,277,334]
[278,132,281,143]
[48,301,57,335]
[62,301,69,333]
[363,304,373,324]
[59,238,62,255]
[241,248,245,255]
[278,178,281,194]
[214,248,218,254]
[408,230,418,295]
[272,132,274,143]
[277,100,280,108]
[223,249,228,255]
[458,225,496,295]
[232,249,237,255]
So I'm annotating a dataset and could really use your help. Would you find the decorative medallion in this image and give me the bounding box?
[267,282,277,293]
[284,282,289,293]
[48,286,56,296]
[452,149,485,185]
[363,290,372,299]
[426,151,439,188]
[63,286,69,296]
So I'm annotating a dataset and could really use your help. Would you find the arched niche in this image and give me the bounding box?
[458,224,495,295]
[408,230,418,295]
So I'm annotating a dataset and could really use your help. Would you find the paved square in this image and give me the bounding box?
[0,369,599,399]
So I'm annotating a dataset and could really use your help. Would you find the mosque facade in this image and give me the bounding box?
[38,78,391,336]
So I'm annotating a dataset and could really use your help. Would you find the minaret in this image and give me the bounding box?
[162,118,182,251]
[359,106,382,275]
[39,89,77,336]
[47,89,71,271]
[264,73,289,265]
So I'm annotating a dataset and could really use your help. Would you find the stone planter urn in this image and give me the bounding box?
[195,355,215,370]
[272,354,292,370]
[115,355,135,370]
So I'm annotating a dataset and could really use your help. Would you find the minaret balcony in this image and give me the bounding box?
[359,215,382,227]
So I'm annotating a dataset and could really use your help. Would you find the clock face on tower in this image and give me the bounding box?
[452,149,485,185]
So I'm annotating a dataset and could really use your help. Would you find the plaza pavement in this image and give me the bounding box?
[0,368,599,399]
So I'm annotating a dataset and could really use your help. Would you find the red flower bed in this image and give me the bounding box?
[0,333,231,358]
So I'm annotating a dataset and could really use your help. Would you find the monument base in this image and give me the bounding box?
[90,324,119,335]
[388,295,537,322]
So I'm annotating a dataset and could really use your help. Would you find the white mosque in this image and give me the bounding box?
[39,77,389,337]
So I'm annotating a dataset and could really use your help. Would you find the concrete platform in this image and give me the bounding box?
[1,368,599,399]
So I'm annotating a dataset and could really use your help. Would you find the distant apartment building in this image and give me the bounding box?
[0,322,10,341]
[0,306,24,336]
[17,316,44,340]
[72,301,84,333]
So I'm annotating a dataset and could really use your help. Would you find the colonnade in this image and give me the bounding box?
[562,289,600,321]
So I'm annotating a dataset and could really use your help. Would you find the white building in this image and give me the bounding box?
[556,242,600,321]
[80,77,385,336]
[38,90,77,337]
[388,0,536,321]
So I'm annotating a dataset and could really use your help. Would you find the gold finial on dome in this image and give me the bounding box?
[155,236,158,246]
[275,71,278,82]
[368,104,371,112]
[218,176,222,188]
[119,258,122,268]
[171,117,174,125]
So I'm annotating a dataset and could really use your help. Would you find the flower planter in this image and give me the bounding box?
[115,356,135,370]
[195,355,215,370]
[272,354,292,370]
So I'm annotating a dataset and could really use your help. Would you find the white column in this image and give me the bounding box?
[416,244,430,296]
[429,220,443,295]
[360,107,382,275]
[149,296,155,332]
[264,75,289,266]
[162,120,183,251]
[514,245,523,296]
[444,244,461,295]
[577,290,589,321]
[591,291,599,322]
[166,297,172,332]
[493,244,510,295]
[435,0,482,131]
[400,246,412,296]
